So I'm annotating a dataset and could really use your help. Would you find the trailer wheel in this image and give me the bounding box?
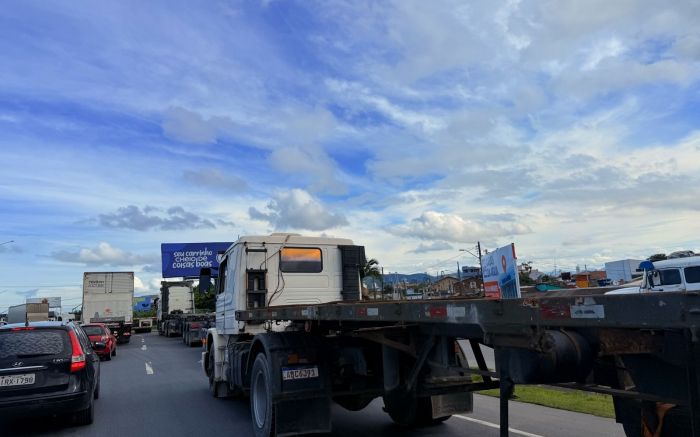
[250,353,275,437]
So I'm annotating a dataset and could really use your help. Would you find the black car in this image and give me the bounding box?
[0,321,102,425]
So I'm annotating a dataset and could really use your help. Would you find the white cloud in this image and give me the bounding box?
[411,241,454,253]
[582,38,625,70]
[268,146,348,195]
[249,189,349,231]
[392,211,531,243]
[162,106,236,144]
[183,169,247,192]
[51,242,157,266]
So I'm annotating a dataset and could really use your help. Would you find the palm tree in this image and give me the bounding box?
[360,258,381,279]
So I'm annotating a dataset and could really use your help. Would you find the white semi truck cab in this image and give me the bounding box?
[210,233,363,336]
[606,256,700,295]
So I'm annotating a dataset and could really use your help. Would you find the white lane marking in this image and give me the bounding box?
[145,362,154,375]
[454,415,544,437]
[141,338,145,343]
[141,345,147,351]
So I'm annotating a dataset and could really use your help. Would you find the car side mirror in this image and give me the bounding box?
[94,342,106,351]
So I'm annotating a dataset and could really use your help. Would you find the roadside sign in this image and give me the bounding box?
[161,242,233,278]
[26,297,62,308]
[482,243,521,299]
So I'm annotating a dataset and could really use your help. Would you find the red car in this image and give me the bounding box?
[81,323,117,360]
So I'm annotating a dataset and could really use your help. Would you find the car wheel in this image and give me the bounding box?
[94,380,100,400]
[75,398,95,426]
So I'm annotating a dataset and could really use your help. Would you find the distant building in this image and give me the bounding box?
[454,277,483,295]
[605,259,643,282]
[460,266,481,279]
[572,271,607,288]
[433,276,459,293]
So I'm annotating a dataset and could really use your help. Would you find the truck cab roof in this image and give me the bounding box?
[232,234,354,247]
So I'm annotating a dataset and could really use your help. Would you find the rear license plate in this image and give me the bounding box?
[282,366,319,381]
[0,373,35,387]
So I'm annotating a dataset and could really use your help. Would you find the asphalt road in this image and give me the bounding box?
[2,332,625,437]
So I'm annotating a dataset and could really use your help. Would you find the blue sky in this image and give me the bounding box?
[1,0,700,311]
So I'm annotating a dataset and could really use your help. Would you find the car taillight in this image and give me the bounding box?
[190,323,200,329]
[11,327,35,331]
[68,330,86,373]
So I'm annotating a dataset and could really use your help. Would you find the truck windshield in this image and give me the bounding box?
[650,269,682,286]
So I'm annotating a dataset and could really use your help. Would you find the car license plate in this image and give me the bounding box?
[0,373,35,387]
[282,366,319,381]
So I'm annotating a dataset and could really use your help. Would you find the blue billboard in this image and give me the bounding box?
[161,242,233,278]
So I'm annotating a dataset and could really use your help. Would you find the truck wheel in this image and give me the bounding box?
[250,353,275,437]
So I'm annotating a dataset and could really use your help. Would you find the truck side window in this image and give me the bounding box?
[218,260,227,294]
[658,269,681,285]
[684,266,700,283]
[279,247,323,273]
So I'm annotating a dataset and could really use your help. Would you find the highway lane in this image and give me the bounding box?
[2,332,624,437]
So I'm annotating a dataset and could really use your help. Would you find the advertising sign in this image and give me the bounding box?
[161,242,233,278]
[27,297,62,308]
[482,243,521,299]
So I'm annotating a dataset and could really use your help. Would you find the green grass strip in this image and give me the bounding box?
[478,385,615,418]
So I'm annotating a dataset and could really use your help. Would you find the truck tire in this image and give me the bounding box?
[250,353,275,437]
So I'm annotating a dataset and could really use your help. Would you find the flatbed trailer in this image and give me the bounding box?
[234,292,700,437]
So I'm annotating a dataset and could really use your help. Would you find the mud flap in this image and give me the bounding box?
[275,398,331,436]
[431,392,473,418]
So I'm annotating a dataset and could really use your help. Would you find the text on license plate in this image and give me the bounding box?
[0,373,35,387]
[282,366,319,381]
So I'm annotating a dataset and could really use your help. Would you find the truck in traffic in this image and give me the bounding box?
[7,302,50,324]
[82,272,134,344]
[156,280,212,346]
[201,233,700,437]
[606,256,700,295]
[132,317,155,333]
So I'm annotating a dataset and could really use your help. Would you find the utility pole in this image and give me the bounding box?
[477,242,483,272]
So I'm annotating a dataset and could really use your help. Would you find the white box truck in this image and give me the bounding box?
[82,272,134,343]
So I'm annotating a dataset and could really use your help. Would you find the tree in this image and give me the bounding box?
[360,258,381,280]
[194,283,216,312]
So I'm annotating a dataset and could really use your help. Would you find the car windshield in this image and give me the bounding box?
[82,326,104,336]
[0,329,68,360]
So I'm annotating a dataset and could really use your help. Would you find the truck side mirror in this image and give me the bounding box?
[199,268,211,293]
